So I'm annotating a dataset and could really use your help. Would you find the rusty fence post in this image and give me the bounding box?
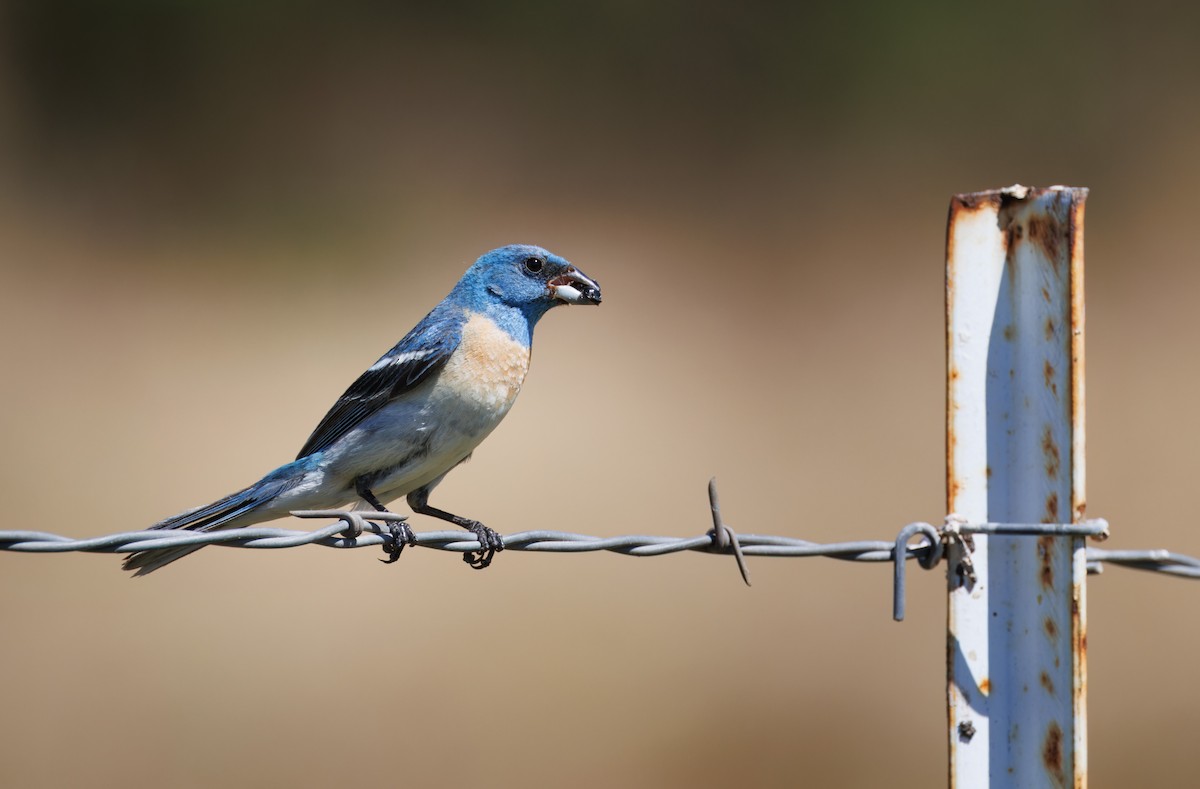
[946,185,1088,788]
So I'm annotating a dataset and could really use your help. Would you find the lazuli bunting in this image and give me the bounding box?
[123,244,601,575]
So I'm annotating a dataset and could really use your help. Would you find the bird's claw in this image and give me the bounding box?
[463,522,504,570]
[378,520,416,565]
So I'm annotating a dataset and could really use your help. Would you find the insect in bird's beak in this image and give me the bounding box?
[548,267,602,305]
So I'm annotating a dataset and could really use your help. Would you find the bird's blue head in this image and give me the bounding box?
[452,244,601,341]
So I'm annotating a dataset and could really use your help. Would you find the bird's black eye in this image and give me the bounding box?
[523,256,544,274]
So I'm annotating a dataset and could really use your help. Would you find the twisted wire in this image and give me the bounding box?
[1,495,1196,620]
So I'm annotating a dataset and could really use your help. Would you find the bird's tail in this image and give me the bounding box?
[122,480,281,577]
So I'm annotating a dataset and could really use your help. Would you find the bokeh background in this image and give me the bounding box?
[2,2,1198,787]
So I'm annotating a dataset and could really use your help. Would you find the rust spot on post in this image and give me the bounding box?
[1045,317,1056,340]
[1005,220,1025,257]
[951,191,1004,213]
[1040,670,1056,695]
[1028,213,1064,269]
[1004,324,1016,341]
[1044,360,1058,398]
[1045,492,1059,522]
[1043,722,1066,787]
[1039,535,1056,588]
[1042,427,1061,481]
[1044,616,1059,640]
[979,678,990,695]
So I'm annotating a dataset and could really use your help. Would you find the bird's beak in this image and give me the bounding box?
[548,266,602,305]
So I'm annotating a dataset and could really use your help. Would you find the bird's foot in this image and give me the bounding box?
[463,521,504,570]
[377,519,416,565]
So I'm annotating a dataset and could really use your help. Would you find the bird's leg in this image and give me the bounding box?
[354,477,415,564]
[406,490,504,570]
[417,505,504,569]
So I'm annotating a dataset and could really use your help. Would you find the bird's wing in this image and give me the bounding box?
[296,309,461,458]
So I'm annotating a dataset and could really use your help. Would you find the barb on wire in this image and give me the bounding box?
[1,483,1196,621]
[708,477,751,587]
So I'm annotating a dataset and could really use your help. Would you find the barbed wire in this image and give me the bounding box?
[1,482,1196,621]
[1084,548,1200,579]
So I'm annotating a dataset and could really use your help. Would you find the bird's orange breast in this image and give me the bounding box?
[435,312,531,412]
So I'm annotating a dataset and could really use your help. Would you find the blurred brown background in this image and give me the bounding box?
[1,2,1197,787]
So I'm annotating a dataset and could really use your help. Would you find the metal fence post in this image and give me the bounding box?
[946,186,1088,788]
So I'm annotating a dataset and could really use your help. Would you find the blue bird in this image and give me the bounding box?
[122,245,601,576]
